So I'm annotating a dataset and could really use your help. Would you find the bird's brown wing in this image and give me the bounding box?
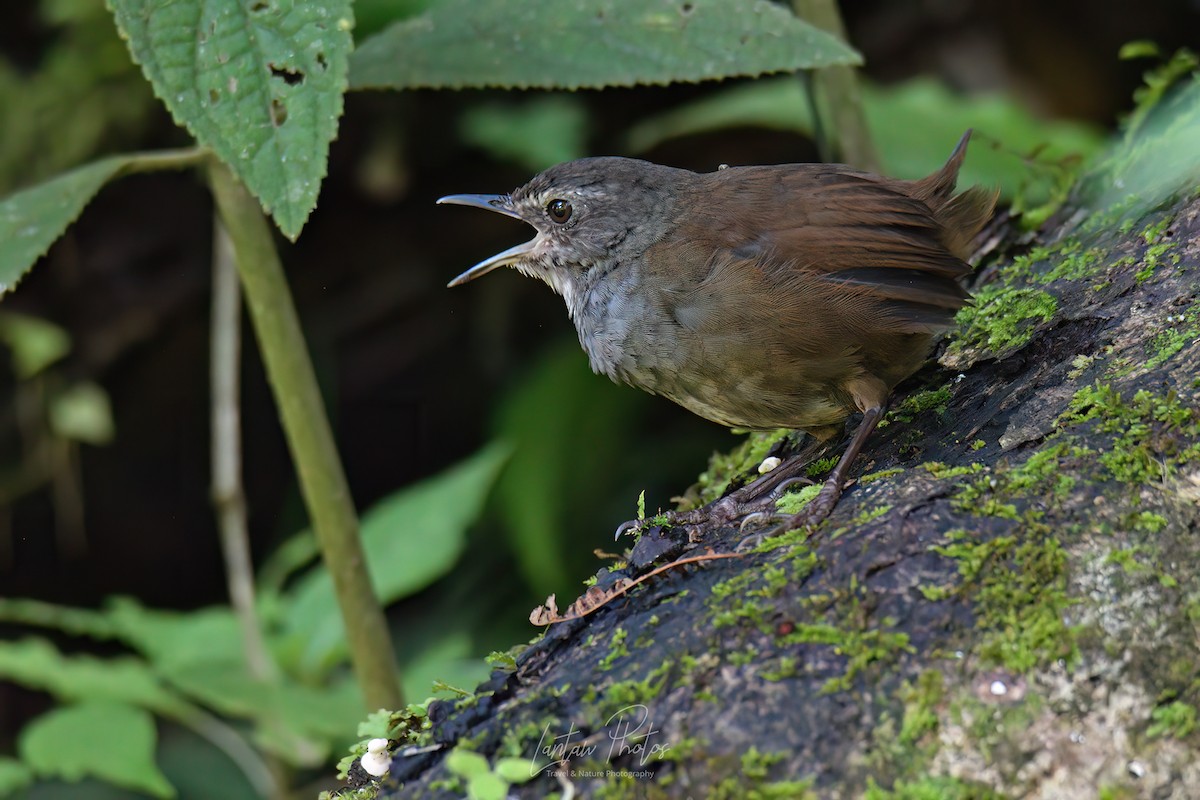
[675,160,995,334]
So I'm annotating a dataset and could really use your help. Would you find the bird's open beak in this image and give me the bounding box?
[437,194,536,287]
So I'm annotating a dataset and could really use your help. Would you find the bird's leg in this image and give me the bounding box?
[732,404,886,550]
[613,430,835,540]
[782,404,885,530]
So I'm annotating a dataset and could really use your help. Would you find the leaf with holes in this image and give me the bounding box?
[107,0,354,239]
[349,0,859,91]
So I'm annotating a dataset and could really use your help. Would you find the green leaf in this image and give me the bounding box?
[161,661,361,763]
[444,748,490,778]
[492,342,642,596]
[353,0,434,41]
[280,442,511,674]
[102,599,249,674]
[18,701,174,798]
[468,771,509,800]
[107,0,355,239]
[0,638,192,717]
[50,381,116,445]
[0,156,130,298]
[400,631,489,701]
[0,313,71,378]
[493,757,535,785]
[349,0,860,91]
[0,757,34,796]
[626,76,1105,201]
[459,96,589,173]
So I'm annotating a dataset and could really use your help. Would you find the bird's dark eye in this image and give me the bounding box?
[546,199,573,224]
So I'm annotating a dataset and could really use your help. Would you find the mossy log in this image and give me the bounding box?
[366,117,1200,800]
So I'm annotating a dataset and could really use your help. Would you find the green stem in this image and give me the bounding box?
[791,0,880,172]
[207,159,403,711]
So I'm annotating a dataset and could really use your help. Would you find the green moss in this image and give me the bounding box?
[1145,299,1199,370]
[852,504,892,525]
[320,787,382,800]
[805,455,838,479]
[599,627,630,671]
[709,556,807,632]
[888,385,953,426]
[1105,546,1148,573]
[760,656,797,681]
[861,467,905,483]
[922,461,984,480]
[1147,700,1198,739]
[1129,510,1168,533]
[1058,383,1200,484]
[948,285,1057,358]
[709,775,817,800]
[596,659,673,718]
[932,527,1076,673]
[1136,239,1179,283]
[591,770,641,800]
[1141,215,1171,244]
[970,439,986,451]
[775,483,821,515]
[1038,240,1105,283]
[898,670,946,746]
[863,776,1007,799]
[1067,354,1095,379]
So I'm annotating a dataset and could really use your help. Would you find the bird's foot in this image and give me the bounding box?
[615,475,827,553]
[733,475,847,551]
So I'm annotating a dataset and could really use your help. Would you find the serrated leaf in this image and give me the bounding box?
[107,0,354,238]
[280,442,511,674]
[349,0,860,91]
[18,701,174,798]
[0,156,131,299]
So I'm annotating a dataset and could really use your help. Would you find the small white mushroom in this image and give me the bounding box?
[360,738,392,777]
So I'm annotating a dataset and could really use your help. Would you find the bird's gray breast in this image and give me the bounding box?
[567,260,670,386]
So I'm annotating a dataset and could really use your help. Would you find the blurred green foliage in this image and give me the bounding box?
[0,446,508,796]
[0,0,154,194]
[626,75,1105,213]
[459,96,590,173]
[491,341,644,596]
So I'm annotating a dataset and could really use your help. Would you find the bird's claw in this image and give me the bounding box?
[769,476,815,500]
[614,519,643,541]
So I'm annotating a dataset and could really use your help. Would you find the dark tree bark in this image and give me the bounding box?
[365,101,1200,800]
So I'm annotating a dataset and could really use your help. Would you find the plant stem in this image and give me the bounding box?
[792,0,880,171]
[207,159,403,711]
[210,217,276,681]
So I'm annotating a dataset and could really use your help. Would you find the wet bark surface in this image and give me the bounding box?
[366,127,1200,800]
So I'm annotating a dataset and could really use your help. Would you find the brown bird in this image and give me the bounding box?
[439,131,996,535]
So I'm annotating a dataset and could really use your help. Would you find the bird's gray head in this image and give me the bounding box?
[438,157,687,301]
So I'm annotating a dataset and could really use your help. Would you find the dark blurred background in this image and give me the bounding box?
[1,0,1198,788]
